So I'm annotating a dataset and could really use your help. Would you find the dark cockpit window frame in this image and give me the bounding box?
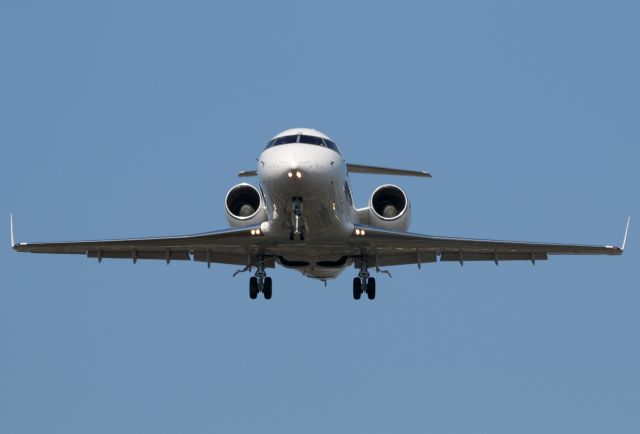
[267,135,299,147]
[322,138,340,153]
[265,134,341,155]
[298,135,325,146]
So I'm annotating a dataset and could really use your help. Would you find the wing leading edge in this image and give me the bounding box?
[351,219,628,267]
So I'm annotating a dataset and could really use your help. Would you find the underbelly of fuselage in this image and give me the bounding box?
[264,194,356,280]
[276,251,354,280]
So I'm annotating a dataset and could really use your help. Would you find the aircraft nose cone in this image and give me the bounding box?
[259,143,339,192]
[285,168,304,181]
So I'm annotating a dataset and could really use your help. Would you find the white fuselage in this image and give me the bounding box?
[257,143,357,279]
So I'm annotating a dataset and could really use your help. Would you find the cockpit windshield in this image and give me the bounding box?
[265,134,341,154]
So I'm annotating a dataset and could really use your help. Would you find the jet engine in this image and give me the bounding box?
[224,183,268,227]
[367,184,411,231]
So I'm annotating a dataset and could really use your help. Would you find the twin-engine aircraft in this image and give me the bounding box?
[12,128,629,300]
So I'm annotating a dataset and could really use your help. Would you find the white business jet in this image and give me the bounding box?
[11,128,629,300]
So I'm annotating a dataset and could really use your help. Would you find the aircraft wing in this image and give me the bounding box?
[11,220,268,267]
[350,219,629,267]
[347,164,431,178]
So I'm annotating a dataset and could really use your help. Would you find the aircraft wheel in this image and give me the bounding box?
[249,277,258,299]
[367,277,376,300]
[353,277,362,300]
[263,277,273,300]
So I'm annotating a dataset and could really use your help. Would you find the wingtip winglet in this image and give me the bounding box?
[621,216,630,251]
[10,213,15,248]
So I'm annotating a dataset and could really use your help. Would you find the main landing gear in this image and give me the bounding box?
[249,261,272,300]
[353,264,376,300]
[353,276,376,300]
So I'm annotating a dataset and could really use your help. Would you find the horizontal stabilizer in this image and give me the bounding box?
[347,163,431,178]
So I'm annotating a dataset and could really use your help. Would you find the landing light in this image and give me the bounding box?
[287,171,293,178]
[250,228,262,236]
[353,228,366,237]
[296,170,302,179]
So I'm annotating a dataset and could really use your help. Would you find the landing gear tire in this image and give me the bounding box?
[263,277,273,300]
[353,277,362,300]
[249,277,259,299]
[366,277,376,300]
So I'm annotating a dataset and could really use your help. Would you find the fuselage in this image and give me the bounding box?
[257,128,357,280]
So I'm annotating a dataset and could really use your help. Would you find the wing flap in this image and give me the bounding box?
[87,250,191,261]
[193,251,251,266]
[376,251,437,267]
[439,251,548,262]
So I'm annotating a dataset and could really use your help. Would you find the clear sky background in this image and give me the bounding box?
[1,1,638,433]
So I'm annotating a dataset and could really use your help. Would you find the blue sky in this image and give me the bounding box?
[1,1,638,433]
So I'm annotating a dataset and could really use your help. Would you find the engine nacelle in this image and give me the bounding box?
[367,184,411,231]
[224,183,268,227]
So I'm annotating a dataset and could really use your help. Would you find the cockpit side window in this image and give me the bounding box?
[323,139,341,154]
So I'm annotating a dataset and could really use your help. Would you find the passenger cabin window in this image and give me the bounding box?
[265,134,342,155]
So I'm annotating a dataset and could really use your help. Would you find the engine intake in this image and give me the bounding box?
[225,183,268,227]
[368,184,411,231]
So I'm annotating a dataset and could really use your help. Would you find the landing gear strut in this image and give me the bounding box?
[249,260,273,300]
[289,197,305,241]
[353,262,376,300]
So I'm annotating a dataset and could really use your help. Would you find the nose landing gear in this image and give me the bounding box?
[289,197,305,241]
